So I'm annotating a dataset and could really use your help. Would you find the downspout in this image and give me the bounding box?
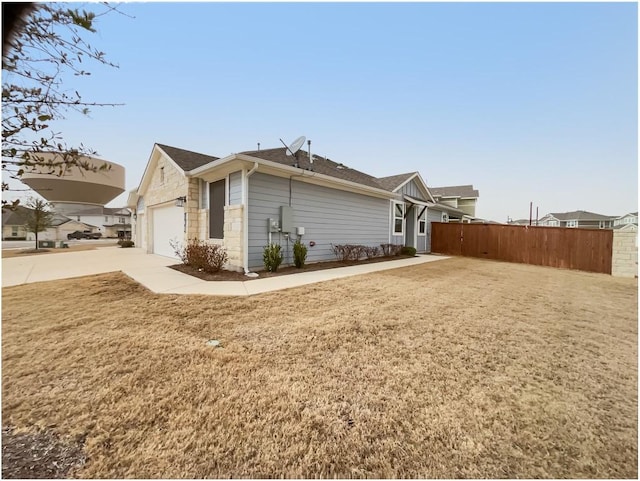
[243,162,259,275]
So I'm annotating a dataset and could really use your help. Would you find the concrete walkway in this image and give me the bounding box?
[2,247,449,296]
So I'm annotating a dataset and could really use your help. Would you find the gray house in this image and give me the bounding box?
[538,210,615,229]
[128,143,474,272]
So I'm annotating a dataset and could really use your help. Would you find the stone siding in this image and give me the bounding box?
[612,230,638,278]
[223,205,244,271]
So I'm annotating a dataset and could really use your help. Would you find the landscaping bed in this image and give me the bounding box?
[170,254,416,281]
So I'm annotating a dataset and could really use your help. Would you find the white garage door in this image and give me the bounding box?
[152,204,184,259]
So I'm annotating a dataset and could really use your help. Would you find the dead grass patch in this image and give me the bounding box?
[2,243,117,259]
[2,257,637,478]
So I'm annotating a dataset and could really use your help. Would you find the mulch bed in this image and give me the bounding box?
[2,426,86,479]
[170,255,415,281]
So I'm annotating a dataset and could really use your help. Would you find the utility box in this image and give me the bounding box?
[268,218,280,233]
[280,206,294,233]
[296,226,305,236]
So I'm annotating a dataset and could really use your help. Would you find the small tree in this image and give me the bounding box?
[23,198,55,250]
[2,3,123,208]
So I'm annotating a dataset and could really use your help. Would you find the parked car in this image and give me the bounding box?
[67,231,103,240]
[67,231,86,240]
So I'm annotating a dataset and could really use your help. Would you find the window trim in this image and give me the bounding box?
[393,202,404,235]
[441,212,449,223]
[209,178,226,239]
[417,210,426,236]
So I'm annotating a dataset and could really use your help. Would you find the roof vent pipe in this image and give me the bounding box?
[308,139,312,168]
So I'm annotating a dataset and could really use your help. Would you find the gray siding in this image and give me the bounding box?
[248,172,389,269]
[426,207,443,253]
[398,179,427,200]
[229,171,242,205]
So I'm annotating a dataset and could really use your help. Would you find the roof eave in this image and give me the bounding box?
[190,153,395,199]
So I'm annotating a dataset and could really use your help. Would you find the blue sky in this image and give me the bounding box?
[6,2,638,222]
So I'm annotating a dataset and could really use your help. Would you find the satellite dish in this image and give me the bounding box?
[286,136,306,156]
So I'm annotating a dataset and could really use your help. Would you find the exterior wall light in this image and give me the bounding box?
[175,196,187,207]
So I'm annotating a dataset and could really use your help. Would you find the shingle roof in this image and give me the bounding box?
[103,207,130,216]
[2,205,31,226]
[428,202,470,217]
[156,144,219,171]
[429,185,479,198]
[2,206,73,227]
[548,210,614,221]
[376,172,416,191]
[240,148,386,190]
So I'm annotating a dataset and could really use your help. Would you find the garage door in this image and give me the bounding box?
[152,204,184,259]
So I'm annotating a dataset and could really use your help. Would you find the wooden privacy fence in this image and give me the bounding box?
[431,223,613,274]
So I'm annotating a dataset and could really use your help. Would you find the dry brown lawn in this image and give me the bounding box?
[2,257,637,478]
[2,243,118,259]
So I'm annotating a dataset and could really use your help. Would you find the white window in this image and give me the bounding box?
[441,212,449,223]
[11,226,18,236]
[549,220,559,227]
[418,210,426,235]
[599,221,605,229]
[566,220,578,228]
[119,217,126,224]
[104,216,109,222]
[393,202,404,235]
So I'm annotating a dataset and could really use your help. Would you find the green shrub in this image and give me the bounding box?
[400,246,417,257]
[120,240,135,248]
[263,243,283,272]
[293,239,308,268]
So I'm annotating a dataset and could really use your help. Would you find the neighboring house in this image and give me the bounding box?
[129,143,477,272]
[1,206,96,241]
[427,185,479,220]
[613,223,638,231]
[538,210,615,229]
[613,212,638,227]
[2,206,31,240]
[61,206,132,238]
[507,219,531,226]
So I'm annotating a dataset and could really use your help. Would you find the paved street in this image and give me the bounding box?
[2,238,118,250]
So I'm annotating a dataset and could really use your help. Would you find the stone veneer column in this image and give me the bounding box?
[612,230,638,278]
[223,205,244,271]
[185,178,200,240]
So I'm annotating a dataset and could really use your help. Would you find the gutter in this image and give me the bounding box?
[243,162,259,274]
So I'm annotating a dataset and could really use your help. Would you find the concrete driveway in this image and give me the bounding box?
[2,246,448,295]
[2,247,176,288]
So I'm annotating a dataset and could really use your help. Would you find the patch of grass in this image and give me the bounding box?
[2,258,637,478]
